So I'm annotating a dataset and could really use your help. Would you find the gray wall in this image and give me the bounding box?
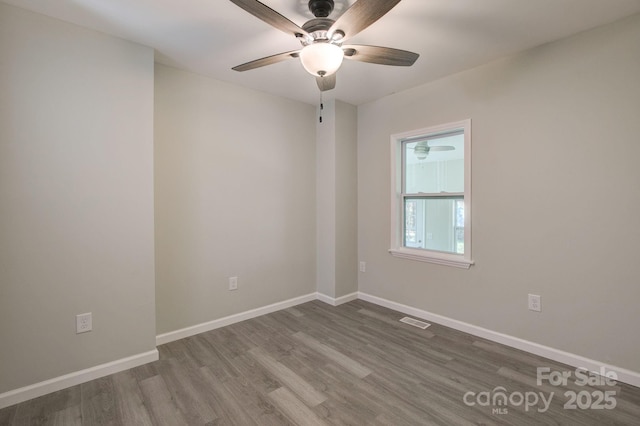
[0,4,156,393]
[154,65,317,334]
[335,101,358,298]
[315,100,358,300]
[358,13,640,373]
[316,101,337,297]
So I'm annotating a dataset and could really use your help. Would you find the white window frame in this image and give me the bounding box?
[389,119,473,269]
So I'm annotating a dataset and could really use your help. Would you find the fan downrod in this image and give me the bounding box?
[308,0,334,18]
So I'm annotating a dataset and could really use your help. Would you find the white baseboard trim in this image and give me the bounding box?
[316,291,359,306]
[156,292,318,346]
[0,349,158,410]
[358,292,640,388]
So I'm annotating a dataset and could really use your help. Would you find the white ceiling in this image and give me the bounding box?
[4,0,640,105]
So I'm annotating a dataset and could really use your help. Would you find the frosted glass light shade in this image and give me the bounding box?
[299,43,344,77]
[414,143,429,160]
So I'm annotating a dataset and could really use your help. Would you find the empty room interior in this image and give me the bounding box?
[1,0,640,424]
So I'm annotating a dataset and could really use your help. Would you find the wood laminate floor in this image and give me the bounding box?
[1,299,640,425]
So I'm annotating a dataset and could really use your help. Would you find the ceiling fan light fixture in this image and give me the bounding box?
[299,42,344,77]
[414,143,430,160]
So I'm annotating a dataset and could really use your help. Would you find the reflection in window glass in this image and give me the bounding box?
[454,199,464,254]
[401,130,465,255]
[405,200,417,245]
[404,197,463,253]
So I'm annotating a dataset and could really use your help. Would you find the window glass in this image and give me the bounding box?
[404,197,462,253]
[402,131,465,255]
[403,133,464,194]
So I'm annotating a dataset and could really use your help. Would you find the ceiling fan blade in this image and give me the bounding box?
[329,0,402,40]
[343,45,419,66]
[316,74,336,91]
[229,0,308,37]
[429,146,455,151]
[232,50,300,72]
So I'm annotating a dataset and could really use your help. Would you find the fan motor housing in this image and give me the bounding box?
[302,18,334,34]
[308,0,334,18]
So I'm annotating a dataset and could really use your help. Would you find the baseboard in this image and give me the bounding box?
[156,292,318,346]
[316,291,359,306]
[357,292,640,388]
[0,349,158,410]
[157,291,359,346]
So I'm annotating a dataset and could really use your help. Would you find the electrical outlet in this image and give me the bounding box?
[229,276,238,291]
[359,261,366,273]
[76,312,92,334]
[528,294,541,312]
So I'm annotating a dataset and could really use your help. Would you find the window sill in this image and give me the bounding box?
[389,248,474,269]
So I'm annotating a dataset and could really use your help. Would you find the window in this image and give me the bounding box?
[390,120,473,268]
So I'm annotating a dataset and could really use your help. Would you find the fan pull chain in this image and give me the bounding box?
[319,91,323,123]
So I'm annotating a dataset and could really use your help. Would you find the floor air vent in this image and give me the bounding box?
[400,317,431,329]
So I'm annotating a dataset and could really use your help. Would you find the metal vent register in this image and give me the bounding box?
[399,316,431,329]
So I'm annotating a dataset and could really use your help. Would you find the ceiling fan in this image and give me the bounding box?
[229,0,419,91]
[414,141,455,160]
